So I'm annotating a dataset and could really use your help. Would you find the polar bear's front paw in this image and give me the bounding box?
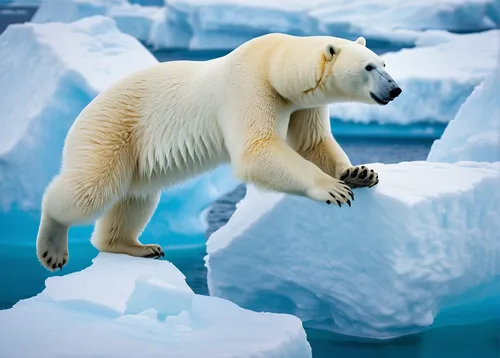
[340,165,379,189]
[306,177,354,207]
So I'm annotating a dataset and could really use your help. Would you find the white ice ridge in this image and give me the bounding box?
[427,68,500,163]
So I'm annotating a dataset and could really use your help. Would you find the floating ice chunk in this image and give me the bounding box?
[109,3,163,42]
[0,253,311,357]
[427,69,500,163]
[0,16,156,213]
[329,30,500,126]
[206,161,500,339]
[31,0,124,24]
[39,253,192,315]
[32,0,162,42]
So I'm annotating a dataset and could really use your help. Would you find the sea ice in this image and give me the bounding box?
[328,30,500,126]
[0,16,239,247]
[31,0,162,42]
[427,68,500,163]
[0,253,312,357]
[148,0,500,50]
[206,161,500,339]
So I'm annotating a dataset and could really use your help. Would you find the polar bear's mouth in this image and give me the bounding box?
[370,92,389,105]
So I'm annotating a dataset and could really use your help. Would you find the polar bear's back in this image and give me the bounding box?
[62,57,230,187]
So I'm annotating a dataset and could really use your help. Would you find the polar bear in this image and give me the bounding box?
[36,33,401,271]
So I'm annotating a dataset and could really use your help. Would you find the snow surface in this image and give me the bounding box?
[0,16,239,247]
[329,30,500,125]
[427,68,500,163]
[0,253,312,358]
[206,161,500,339]
[149,0,500,50]
[32,0,162,42]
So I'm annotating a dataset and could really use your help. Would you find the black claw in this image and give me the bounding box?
[51,263,57,270]
[58,263,63,270]
[339,193,346,199]
[62,260,67,266]
[340,170,350,181]
[349,191,354,200]
[346,199,351,207]
[326,200,331,204]
[351,167,359,178]
[161,252,165,257]
[43,251,48,258]
[47,257,52,265]
[329,192,336,199]
[336,200,341,207]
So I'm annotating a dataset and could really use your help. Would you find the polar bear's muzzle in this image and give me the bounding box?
[369,68,402,106]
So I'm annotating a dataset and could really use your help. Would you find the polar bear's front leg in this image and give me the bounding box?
[235,135,354,206]
[288,107,380,189]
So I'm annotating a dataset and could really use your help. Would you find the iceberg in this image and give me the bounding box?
[31,0,162,43]
[0,253,312,357]
[0,16,239,248]
[206,161,500,339]
[148,0,500,50]
[427,69,500,163]
[328,30,500,126]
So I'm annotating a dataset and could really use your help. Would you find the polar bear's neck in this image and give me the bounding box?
[259,35,342,108]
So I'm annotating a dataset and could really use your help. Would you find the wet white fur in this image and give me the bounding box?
[36,33,388,271]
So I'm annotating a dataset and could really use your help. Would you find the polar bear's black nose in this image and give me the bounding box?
[390,87,402,99]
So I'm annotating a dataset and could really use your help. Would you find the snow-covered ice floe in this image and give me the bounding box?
[0,253,312,358]
[427,68,500,163]
[329,30,500,126]
[206,161,500,339]
[31,0,163,42]
[0,16,156,213]
[148,0,500,50]
[0,16,239,247]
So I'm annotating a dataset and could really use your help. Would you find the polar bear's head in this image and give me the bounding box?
[320,36,402,106]
[287,36,402,107]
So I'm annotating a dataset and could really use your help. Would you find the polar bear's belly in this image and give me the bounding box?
[128,115,231,196]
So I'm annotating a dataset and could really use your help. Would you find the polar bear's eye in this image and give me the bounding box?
[365,64,374,71]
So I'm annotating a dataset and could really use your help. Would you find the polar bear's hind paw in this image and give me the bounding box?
[141,244,165,259]
[341,165,379,189]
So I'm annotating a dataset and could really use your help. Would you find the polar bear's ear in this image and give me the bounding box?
[355,36,366,46]
[324,44,336,61]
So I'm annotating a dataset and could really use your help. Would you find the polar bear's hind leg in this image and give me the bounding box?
[90,192,164,259]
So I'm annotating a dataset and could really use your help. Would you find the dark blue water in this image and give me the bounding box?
[0,9,498,358]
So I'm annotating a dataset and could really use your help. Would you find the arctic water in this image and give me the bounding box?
[0,12,498,358]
